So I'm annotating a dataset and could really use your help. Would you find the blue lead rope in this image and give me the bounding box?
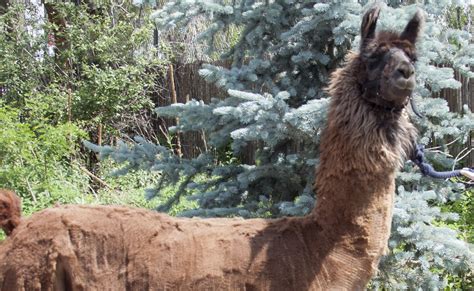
[411,144,474,180]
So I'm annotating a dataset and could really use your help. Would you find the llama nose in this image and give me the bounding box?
[397,62,415,79]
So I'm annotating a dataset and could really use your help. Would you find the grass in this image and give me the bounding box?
[440,187,474,244]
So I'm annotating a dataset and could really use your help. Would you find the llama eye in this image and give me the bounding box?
[402,48,416,61]
[367,58,381,70]
[369,50,386,62]
[381,44,391,50]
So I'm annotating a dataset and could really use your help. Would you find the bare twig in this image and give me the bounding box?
[424,149,453,158]
[25,179,37,203]
[425,137,461,151]
[201,130,208,153]
[457,148,473,162]
[77,165,114,191]
[168,64,182,157]
[97,123,102,147]
[67,88,72,122]
[452,147,473,171]
[87,184,98,199]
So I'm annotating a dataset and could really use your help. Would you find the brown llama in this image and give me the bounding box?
[0,7,422,290]
[0,189,21,236]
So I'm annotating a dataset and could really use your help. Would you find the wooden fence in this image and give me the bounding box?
[155,61,228,158]
[159,62,474,166]
[436,69,474,166]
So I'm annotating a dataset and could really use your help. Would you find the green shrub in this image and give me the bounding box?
[0,105,89,211]
[0,2,167,214]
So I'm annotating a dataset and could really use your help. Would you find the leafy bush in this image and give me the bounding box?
[0,2,167,215]
[0,2,165,140]
[0,105,88,211]
[47,3,164,129]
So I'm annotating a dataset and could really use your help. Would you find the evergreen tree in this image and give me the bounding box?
[89,0,474,288]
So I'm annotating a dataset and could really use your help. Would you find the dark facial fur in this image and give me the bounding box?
[359,7,423,112]
[323,7,422,171]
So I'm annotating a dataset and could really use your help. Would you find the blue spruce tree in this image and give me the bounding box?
[88,0,474,288]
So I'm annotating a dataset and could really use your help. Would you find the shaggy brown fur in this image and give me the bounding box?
[0,7,422,291]
[0,190,21,236]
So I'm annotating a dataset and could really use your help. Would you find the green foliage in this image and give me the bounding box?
[0,6,50,109]
[0,2,164,133]
[0,105,87,209]
[0,2,168,218]
[446,5,472,30]
[439,186,474,289]
[46,3,164,126]
[440,187,474,243]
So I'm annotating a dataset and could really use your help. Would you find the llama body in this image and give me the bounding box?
[0,7,422,290]
[0,203,396,290]
[1,205,324,290]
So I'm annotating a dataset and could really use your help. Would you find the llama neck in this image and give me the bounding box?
[313,128,398,252]
[313,89,407,232]
[309,52,417,284]
[313,154,397,244]
[310,161,397,289]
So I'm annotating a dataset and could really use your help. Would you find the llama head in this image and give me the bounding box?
[0,189,21,236]
[358,6,424,112]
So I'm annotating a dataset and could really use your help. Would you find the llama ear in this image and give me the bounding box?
[360,6,381,46]
[400,10,424,44]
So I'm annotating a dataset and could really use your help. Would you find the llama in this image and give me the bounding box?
[0,7,421,290]
[0,189,21,236]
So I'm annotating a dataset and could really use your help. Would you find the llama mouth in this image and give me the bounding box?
[392,78,415,91]
[382,85,412,106]
[395,85,413,92]
[392,87,413,98]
